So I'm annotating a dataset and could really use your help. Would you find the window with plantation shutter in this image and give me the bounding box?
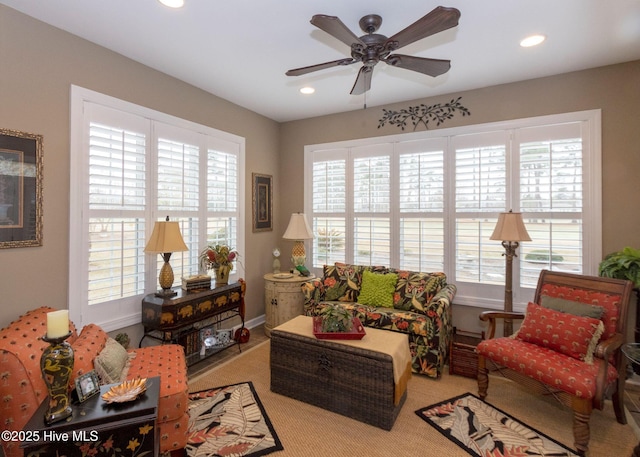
[305,110,601,311]
[70,86,245,331]
[398,139,446,272]
[453,131,508,286]
[87,121,147,306]
[311,155,347,266]
[353,146,391,265]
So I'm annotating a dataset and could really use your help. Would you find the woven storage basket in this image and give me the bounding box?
[270,330,406,430]
[449,327,484,378]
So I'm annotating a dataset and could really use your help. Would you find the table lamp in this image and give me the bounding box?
[145,216,188,297]
[490,210,531,336]
[282,212,314,268]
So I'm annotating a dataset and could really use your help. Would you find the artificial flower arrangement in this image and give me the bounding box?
[199,244,238,271]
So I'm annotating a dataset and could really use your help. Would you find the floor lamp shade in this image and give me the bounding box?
[145,217,188,297]
[491,210,531,336]
[283,213,314,267]
[490,210,531,242]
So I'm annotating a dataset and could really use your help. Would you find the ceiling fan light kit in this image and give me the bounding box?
[286,6,461,95]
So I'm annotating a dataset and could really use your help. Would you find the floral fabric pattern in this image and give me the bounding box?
[389,269,447,312]
[303,263,456,379]
[320,263,388,302]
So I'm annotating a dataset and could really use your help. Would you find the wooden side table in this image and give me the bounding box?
[21,377,160,456]
[264,273,315,337]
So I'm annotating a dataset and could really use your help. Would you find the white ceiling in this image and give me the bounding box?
[2,0,639,122]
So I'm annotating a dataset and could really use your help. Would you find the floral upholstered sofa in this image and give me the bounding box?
[0,306,188,457]
[302,263,456,379]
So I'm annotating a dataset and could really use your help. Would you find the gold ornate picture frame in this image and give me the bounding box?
[0,128,43,248]
[252,173,272,232]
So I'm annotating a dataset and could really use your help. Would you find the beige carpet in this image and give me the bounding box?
[189,341,638,457]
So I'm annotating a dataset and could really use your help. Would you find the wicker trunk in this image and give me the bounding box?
[270,329,407,430]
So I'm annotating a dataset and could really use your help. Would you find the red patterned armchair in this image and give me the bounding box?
[477,270,634,456]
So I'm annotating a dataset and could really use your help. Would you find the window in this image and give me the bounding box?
[305,111,601,310]
[70,86,245,330]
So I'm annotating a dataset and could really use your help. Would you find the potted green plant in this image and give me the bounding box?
[319,304,353,333]
[598,247,640,288]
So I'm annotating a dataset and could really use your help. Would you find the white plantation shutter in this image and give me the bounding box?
[398,138,446,271]
[87,121,147,306]
[311,153,347,266]
[353,145,391,265]
[305,110,600,311]
[518,122,584,287]
[206,147,239,272]
[453,131,508,285]
[70,87,244,330]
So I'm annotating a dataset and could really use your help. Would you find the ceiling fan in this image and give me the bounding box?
[286,6,461,95]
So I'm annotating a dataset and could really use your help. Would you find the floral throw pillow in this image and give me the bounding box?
[321,263,366,302]
[390,270,446,312]
[515,302,604,364]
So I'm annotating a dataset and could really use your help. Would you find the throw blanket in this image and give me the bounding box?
[274,315,412,404]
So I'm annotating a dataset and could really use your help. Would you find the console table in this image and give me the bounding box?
[21,377,160,456]
[141,279,245,366]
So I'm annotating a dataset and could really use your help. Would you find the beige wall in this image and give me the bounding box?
[1,5,639,338]
[0,6,280,329]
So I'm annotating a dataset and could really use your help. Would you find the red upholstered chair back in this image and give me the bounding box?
[533,269,632,342]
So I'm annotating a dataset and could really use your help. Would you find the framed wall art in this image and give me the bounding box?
[0,128,43,248]
[252,173,272,232]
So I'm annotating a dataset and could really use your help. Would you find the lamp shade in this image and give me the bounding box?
[490,210,531,242]
[282,213,314,240]
[144,219,188,253]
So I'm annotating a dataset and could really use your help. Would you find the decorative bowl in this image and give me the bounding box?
[101,378,147,404]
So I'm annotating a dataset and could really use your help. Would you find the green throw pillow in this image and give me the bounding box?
[357,270,398,308]
[540,295,605,319]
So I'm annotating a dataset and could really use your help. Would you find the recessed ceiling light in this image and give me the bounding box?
[300,87,315,95]
[520,34,546,47]
[158,0,184,8]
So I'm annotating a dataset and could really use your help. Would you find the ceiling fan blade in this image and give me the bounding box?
[350,66,373,95]
[385,54,451,77]
[286,58,357,76]
[311,14,365,48]
[385,6,460,51]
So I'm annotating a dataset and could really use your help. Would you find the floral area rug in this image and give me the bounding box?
[187,382,283,457]
[416,392,579,457]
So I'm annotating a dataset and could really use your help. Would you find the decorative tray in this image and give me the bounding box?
[312,317,366,340]
[273,273,294,279]
[101,378,147,404]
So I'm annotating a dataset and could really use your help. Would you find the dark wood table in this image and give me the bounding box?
[21,377,159,456]
[622,344,640,457]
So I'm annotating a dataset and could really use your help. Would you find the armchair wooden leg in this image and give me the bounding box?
[572,408,590,456]
[477,355,488,399]
[612,376,627,424]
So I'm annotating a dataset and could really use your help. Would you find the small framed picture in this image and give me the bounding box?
[252,173,272,232]
[75,370,100,403]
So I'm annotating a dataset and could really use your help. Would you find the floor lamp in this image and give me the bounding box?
[490,210,531,336]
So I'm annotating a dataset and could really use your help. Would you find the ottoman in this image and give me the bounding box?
[270,315,411,430]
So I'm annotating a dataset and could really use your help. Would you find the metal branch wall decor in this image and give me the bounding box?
[378,97,470,131]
